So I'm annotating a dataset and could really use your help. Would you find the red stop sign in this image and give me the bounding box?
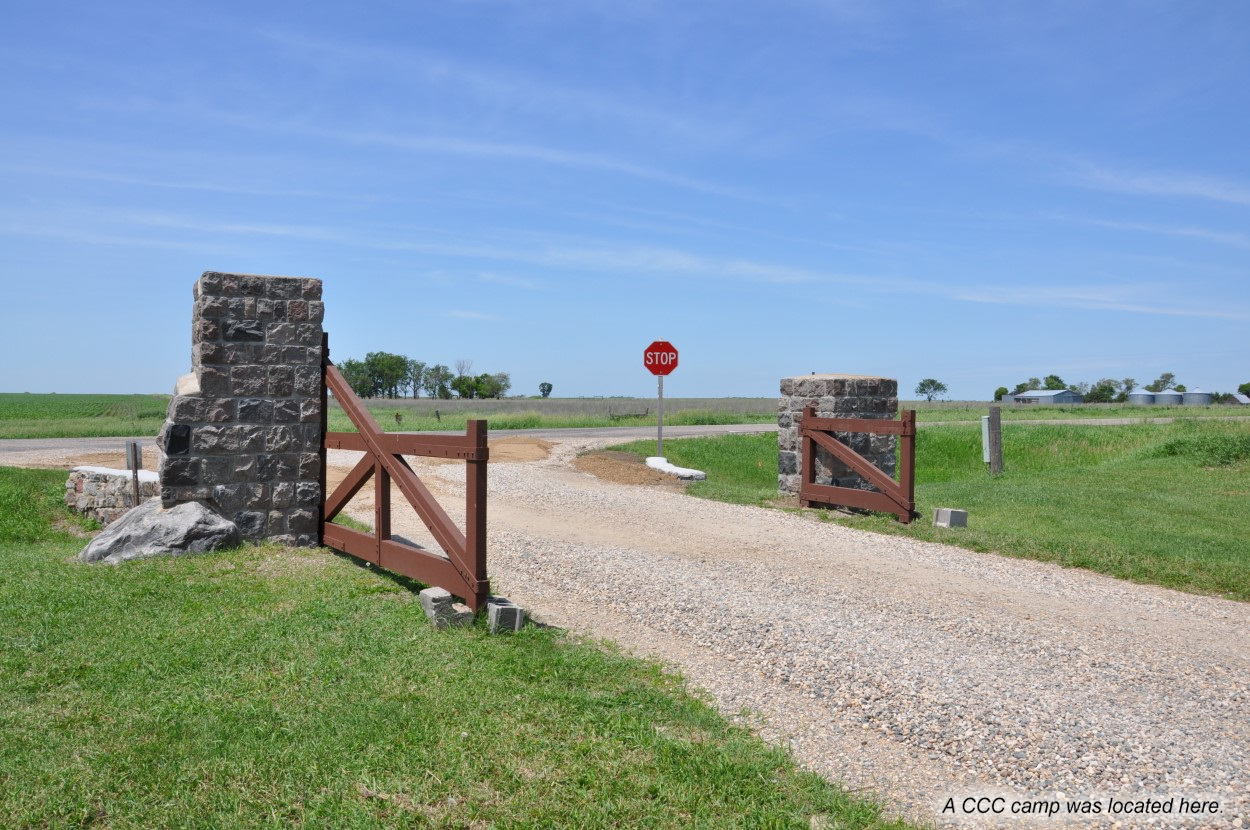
[644,340,678,376]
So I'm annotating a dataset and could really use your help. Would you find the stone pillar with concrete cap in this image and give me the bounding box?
[777,373,898,496]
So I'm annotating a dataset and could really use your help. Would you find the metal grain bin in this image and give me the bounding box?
[1182,388,1212,406]
[1127,392,1155,405]
[1154,390,1183,406]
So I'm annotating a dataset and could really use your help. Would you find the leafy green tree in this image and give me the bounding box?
[1239,382,1250,396]
[1043,374,1066,391]
[539,382,553,398]
[1085,379,1119,404]
[1027,377,1042,390]
[1122,378,1137,394]
[994,386,1009,401]
[338,358,373,398]
[451,374,478,399]
[1174,384,1187,393]
[423,365,453,399]
[364,351,410,398]
[1011,382,1029,395]
[407,360,427,398]
[914,378,947,402]
[1145,372,1176,393]
[490,372,511,398]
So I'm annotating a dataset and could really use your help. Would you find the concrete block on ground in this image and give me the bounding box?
[487,597,526,634]
[419,586,473,629]
[933,507,968,528]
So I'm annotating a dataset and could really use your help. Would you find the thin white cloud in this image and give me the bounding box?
[8,207,1245,322]
[478,273,543,291]
[145,103,763,203]
[1053,214,1250,249]
[334,130,758,201]
[0,163,378,201]
[949,283,1250,321]
[1074,164,1250,207]
[443,310,503,322]
[251,30,741,145]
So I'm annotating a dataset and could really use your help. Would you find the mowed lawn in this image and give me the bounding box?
[610,420,1250,601]
[0,468,911,830]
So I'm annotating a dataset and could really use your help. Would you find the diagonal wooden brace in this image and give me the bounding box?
[806,429,909,512]
[325,364,478,590]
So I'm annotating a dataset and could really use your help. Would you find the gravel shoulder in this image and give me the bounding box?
[11,435,1249,828]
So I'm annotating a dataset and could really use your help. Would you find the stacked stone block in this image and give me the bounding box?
[66,468,161,526]
[158,272,324,545]
[777,374,898,496]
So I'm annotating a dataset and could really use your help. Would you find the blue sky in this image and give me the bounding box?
[1,1,1247,400]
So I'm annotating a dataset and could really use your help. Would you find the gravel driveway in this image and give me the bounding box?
[330,437,1250,829]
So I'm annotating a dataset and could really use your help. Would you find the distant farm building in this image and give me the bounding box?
[1127,391,1155,405]
[1233,394,1250,406]
[1153,389,1183,406]
[1011,389,1084,405]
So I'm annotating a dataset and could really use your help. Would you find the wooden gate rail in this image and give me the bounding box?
[319,355,489,610]
[799,406,916,523]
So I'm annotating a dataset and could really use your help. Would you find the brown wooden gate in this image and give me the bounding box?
[799,406,916,523]
[319,347,489,610]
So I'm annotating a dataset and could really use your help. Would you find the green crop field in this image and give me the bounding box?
[327,401,776,434]
[609,419,1250,601]
[0,467,912,829]
[0,393,170,439]
[4,391,1245,439]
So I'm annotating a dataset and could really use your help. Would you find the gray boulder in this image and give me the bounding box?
[80,498,242,564]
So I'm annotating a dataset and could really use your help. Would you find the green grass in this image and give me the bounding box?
[0,392,171,439]
[610,420,1250,601]
[0,468,912,829]
[909,402,1246,423]
[330,405,775,434]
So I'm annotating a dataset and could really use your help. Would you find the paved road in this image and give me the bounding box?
[0,423,779,461]
[4,414,1248,462]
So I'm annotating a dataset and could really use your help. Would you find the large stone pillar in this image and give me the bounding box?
[158,272,324,545]
[777,374,898,496]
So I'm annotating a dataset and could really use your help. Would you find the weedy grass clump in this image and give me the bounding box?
[1148,422,1250,466]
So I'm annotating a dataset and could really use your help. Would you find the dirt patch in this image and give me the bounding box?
[573,451,688,490]
[413,436,553,466]
[490,437,552,463]
[20,451,161,472]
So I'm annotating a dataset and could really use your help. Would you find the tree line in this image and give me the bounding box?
[916,373,1248,404]
[992,372,1245,404]
[336,353,511,400]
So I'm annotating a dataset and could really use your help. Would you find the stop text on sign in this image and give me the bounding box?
[644,341,678,376]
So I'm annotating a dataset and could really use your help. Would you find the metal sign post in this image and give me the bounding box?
[643,340,679,458]
[657,375,664,457]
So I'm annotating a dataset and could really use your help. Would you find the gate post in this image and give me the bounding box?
[778,374,898,495]
[465,419,489,610]
[318,332,329,546]
[156,272,325,546]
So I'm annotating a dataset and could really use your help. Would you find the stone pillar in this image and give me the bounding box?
[158,272,324,545]
[777,374,898,495]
